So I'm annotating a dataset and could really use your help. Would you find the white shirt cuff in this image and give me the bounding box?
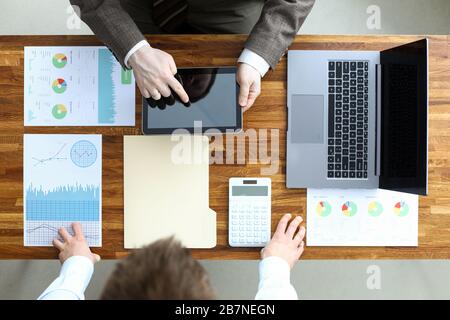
[259,256,291,284]
[38,256,94,300]
[255,256,298,300]
[238,48,270,77]
[124,40,151,69]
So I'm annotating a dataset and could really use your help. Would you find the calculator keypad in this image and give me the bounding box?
[229,202,271,247]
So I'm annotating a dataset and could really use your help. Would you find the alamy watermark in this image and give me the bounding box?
[171,121,280,175]
[366,5,382,30]
[67,5,82,30]
[366,265,382,290]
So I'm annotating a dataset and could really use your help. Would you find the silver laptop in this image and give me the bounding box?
[287,39,429,195]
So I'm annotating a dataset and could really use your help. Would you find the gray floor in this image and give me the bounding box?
[2,259,450,300]
[1,0,450,300]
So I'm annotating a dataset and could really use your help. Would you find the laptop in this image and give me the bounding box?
[287,39,429,195]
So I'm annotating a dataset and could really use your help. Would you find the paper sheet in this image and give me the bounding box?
[24,134,102,246]
[307,188,418,246]
[24,46,135,126]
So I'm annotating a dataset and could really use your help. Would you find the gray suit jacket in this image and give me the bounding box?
[70,0,315,70]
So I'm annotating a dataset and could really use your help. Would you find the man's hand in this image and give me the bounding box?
[53,222,101,265]
[129,45,189,103]
[261,214,306,268]
[237,62,262,112]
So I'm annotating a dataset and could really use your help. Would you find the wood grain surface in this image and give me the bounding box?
[0,35,449,259]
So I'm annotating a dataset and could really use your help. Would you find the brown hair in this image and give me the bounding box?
[100,237,215,300]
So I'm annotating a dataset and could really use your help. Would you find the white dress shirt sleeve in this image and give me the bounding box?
[38,256,94,300]
[237,48,271,78]
[255,256,298,300]
[124,40,151,69]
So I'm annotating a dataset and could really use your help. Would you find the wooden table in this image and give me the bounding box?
[0,35,449,259]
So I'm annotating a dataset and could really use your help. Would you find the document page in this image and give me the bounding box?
[24,46,135,126]
[24,134,102,246]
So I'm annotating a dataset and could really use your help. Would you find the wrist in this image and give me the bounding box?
[62,255,94,267]
[238,62,262,78]
[128,42,152,69]
[237,49,269,77]
[261,253,293,269]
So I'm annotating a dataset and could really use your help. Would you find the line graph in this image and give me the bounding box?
[26,224,100,239]
[25,221,101,246]
[32,143,67,167]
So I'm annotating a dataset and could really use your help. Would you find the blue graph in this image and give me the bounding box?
[26,185,100,221]
[70,140,97,168]
[98,48,117,123]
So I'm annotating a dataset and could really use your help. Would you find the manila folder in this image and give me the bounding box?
[124,135,216,249]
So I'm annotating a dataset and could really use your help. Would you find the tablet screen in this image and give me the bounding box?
[144,67,240,133]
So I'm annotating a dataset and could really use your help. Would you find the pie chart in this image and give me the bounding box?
[316,201,332,217]
[394,201,409,217]
[52,53,67,68]
[368,201,383,217]
[52,78,67,94]
[70,140,97,168]
[342,201,357,217]
[52,104,67,120]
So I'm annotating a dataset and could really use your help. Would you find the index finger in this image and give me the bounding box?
[168,76,189,103]
[286,215,303,239]
[58,227,72,242]
[72,222,85,240]
[274,213,292,236]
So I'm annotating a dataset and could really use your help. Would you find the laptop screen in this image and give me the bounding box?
[379,39,428,195]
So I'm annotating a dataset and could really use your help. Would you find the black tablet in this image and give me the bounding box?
[142,67,242,134]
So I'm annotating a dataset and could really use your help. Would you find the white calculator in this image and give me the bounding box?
[228,178,271,247]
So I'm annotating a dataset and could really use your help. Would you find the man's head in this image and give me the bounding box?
[100,237,215,300]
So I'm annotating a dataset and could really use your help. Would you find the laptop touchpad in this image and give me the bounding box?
[291,95,324,144]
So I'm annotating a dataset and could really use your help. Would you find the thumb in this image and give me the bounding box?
[243,81,260,112]
[238,81,250,107]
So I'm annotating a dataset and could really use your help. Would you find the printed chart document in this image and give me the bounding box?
[24,46,135,126]
[24,134,102,246]
[307,189,418,246]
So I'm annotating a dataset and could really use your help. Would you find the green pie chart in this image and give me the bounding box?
[368,201,383,217]
[394,201,410,217]
[52,78,67,94]
[52,104,67,120]
[342,201,357,217]
[52,53,67,68]
[316,201,332,217]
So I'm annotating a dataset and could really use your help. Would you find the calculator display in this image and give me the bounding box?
[232,186,268,196]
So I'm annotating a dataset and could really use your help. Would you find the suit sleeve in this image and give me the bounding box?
[70,0,146,68]
[245,0,315,69]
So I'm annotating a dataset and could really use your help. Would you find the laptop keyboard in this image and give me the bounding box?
[327,61,369,179]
